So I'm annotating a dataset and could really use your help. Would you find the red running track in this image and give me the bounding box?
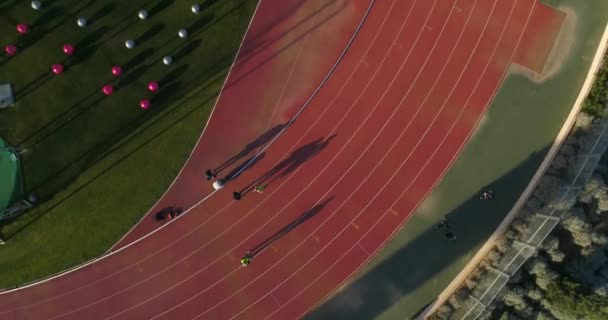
[114,0,368,248]
[0,0,539,319]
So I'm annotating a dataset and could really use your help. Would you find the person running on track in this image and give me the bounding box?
[240,252,252,266]
[253,185,266,193]
[205,169,216,180]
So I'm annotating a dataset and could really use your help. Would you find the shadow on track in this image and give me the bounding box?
[239,134,336,196]
[306,146,550,320]
[249,197,334,258]
[213,123,287,175]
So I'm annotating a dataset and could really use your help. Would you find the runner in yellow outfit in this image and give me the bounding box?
[241,252,252,267]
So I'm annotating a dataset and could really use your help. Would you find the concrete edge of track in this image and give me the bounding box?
[0,0,377,295]
[418,18,608,320]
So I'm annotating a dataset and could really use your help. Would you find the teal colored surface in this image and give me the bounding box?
[0,138,22,210]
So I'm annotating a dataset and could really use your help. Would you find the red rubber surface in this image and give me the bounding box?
[0,0,541,319]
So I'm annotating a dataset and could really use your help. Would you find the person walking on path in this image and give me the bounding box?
[480,190,495,200]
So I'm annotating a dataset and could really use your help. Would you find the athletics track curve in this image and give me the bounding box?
[0,0,539,318]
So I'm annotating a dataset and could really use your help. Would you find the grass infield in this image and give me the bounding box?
[0,0,257,287]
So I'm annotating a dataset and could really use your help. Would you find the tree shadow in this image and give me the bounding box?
[213,123,287,175]
[306,146,551,320]
[148,0,176,17]
[250,197,334,258]
[239,134,336,195]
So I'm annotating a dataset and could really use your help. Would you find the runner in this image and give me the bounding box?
[240,252,252,266]
[479,190,495,200]
[205,169,216,180]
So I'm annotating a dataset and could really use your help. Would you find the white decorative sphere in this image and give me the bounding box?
[191,4,200,14]
[163,56,173,65]
[31,1,42,10]
[77,17,87,27]
[125,40,136,49]
[178,28,188,38]
[138,10,148,20]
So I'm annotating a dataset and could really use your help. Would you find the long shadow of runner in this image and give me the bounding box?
[306,146,550,320]
[223,152,267,182]
[240,134,336,195]
[213,123,287,175]
[249,197,334,258]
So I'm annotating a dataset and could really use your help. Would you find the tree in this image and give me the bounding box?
[541,236,565,263]
[579,175,608,215]
[561,208,593,248]
[527,257,560,290]
[501,287,529,311]
[535,310,557,320]
[542,278,608,320]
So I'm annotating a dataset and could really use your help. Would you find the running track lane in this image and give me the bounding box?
[114,0,369,249]
[0,0,538,319]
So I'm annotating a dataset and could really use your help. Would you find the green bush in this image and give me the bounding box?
[544,278,608,320]
[583,60,608,118]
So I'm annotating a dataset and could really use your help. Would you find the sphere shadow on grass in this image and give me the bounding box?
[15,72,53,99]
[135,23,165,45]
[67,26,110,67]
[32,4,65,29]
[187,13,215,37]
[87,2,116,25]
[173,39,202,61]
[0,0,19,12]
[153,64,190,106]
[159,64,189,86]
[118,64,151,87]
[198,0,219,12]
[123,47,156,71]
[17,0,96,50]
[148,0,176,17]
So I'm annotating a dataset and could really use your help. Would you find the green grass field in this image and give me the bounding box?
[308,0,608,319]
[0,0,257,287]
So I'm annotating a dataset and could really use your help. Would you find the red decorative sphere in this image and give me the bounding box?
[147,81,159,92]
[111,66,123,77]
[4,45,18,56]
[102,85,114,96]
[63,44,75,55]
[51,63,64,75]
[16,23,29,34]
[140,99,150,109]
